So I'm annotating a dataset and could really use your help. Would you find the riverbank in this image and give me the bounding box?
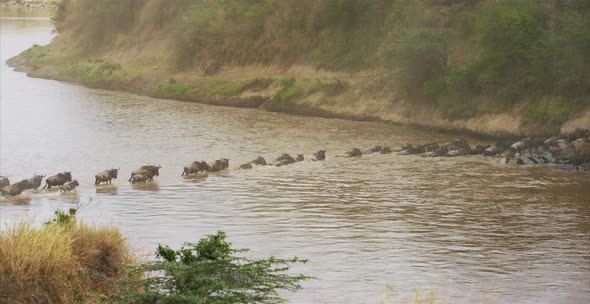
[8,48,590,140]
[8,0,588,139]
[0,0,58,9]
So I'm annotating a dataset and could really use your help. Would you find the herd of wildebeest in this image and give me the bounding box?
[1,129,588,198]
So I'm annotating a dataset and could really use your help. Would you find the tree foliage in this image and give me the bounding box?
[118,231,310,304]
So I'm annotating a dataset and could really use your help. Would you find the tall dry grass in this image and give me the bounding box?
[0,218,134,304]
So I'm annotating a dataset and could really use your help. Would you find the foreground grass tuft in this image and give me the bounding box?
[0,210,134,304]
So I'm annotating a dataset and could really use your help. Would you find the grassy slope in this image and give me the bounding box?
[8,0,590,138]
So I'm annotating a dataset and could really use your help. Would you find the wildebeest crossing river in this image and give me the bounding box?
[1,9,589,304]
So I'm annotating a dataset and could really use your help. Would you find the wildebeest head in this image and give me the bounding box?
[109,168,119,179]
[64,171,72,182]
[218,158,229,169]
[296,154,304,161]
[140,165,160,177]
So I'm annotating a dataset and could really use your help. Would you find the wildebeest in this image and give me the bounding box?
[240,163,253,169]
[27,174,46,189]
[366,146,383,153]
[240,156,267,169]
[295,154,304,162]
[380,147,392,154]
[0,176,10,189]
[312,150,326,161]
[251,156,267,166]
[129,165,161,183]
[181,161,208,176]
[343,148,362,158]
[1,179,32,196]
[206,158,230,172]
[60,180,79,192]
[272,153,296,166]
[95,168,119,185]
[43,172,72,189]
[129,174,149,184]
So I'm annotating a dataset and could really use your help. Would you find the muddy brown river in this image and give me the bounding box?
[1,9,589,304]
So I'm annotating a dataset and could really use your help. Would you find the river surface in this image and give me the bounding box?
[1,9,589,304]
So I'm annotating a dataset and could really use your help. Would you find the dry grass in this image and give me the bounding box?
[0,219,134,304]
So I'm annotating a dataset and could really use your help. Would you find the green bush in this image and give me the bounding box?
[526,96,579,125]
[119,231,309,304]
[390,28,450,100]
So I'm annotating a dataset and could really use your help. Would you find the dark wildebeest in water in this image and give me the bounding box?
[312,150,326,161]
[206,158,230,172]
[43,172,72,189]
[239,156,267,169]
[61,180,80,192]
[27,174,45,190]
[272,153,296,166]
[95,168,119,185]
[1,179,32,196]
[181,161,208,176]
[129,165,160,183]
[0,176,10,189]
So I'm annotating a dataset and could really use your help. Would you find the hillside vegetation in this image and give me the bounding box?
[13,0,590,136]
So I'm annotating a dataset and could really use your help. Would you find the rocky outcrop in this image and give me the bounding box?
[398,128,590,171]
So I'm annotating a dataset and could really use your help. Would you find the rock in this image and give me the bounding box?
[559,163,577,171]
[566,128,590,142]
[541,151,556,163]
[470,144,491,155]
[516,156,536,165]
[240,163,253,169]
[573,138,590,158]
[552,140,576,161]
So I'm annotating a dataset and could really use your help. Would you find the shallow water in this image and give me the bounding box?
[1,8,589,304]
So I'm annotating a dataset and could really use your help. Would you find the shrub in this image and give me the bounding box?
[120,231,310,304]
[390,28,450,100]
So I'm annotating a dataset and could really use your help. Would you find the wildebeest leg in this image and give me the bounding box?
[42,182,48,189]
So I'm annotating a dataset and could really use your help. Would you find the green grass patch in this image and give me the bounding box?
[20,45,49,68]
[272,77,344,104]
[156,78,273,98]
[525,96,582,125]
[81,62,127,86]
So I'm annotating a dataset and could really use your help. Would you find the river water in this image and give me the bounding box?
[1,9,589,304]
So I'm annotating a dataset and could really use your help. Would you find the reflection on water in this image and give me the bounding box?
[95,185,118,194]
[1,8,589,304]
